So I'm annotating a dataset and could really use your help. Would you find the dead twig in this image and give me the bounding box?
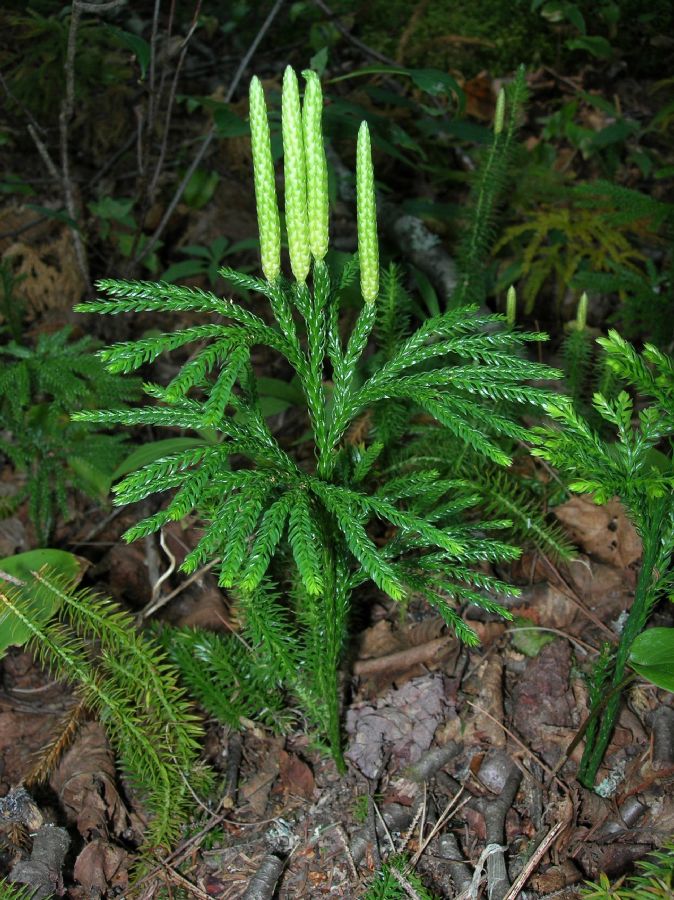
[59,1,91,291]
[390,866,427,900]
[136,0,286,265]
[225,730,243,808]
[139,556,221,619]
[437,832,473,895]
[353,636,453,676]
[501,817,570,900]
[404,741,462,783]
[540,555,617,641]
[158,862,211,900]
[311,0,399,66]
[465,700,561,784]
[478,761,522,900]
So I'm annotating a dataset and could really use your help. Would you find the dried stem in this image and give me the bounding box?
[135,0,286,265]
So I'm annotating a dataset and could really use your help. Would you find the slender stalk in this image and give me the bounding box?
[579,498,667,786]
[316,524,348,772]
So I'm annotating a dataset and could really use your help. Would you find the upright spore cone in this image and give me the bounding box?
[249,76,280,282]
[356,122,379,304]
[302,70,329,262]
[282,66,310,282]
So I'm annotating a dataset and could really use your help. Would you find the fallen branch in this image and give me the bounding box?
[241,854,286,900]
[353,636,453,676]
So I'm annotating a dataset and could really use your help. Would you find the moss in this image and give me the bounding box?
[333,0,556,76]
[328,0,674,80]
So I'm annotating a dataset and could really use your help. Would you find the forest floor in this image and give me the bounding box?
[1,479,672,898]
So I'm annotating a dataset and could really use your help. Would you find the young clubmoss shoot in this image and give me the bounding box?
[576,292,588,330]
[506,285,517,326]
[249,76,280,282]
[302,70,329,262]
[494,87,506,135]
[282,66,311,282]
[356,122,379,304]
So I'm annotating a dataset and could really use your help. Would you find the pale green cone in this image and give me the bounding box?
[356,122,379,304]
[302,70,329,262]
[506,285,517,326]
[249,76,280,282]
[494,87,506,135]
[282,66,311,282]
[577,292,588,330]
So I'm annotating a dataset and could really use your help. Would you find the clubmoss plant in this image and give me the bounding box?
[0,572,211,849]
[534,332,674,787]
[74,67,556,766]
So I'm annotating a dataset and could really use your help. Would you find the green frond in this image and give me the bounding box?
[288,490,325,596]
[0,577,209,849]
[70,66,560,771]
[310,481,404,600]
[239,494,291,591]
[362,855,438,900]
[477,467,576,561]
[0,881,36,900]
[158,626,288,730]
[351,441,384,484]
[234,581,301,688]
[218,482,272,588]
[201,343,250,426]
[452,65,528,309]
[98,325,238,374]
[112,446,217,505]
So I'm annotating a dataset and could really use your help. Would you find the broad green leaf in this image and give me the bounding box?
[329,65,464,111]
[256,376,305,404]
[310,46,329,76]
[628,628,674,692]
[213,106,250,138]
[567,35,613,58]
[509,620,556,657]
[0,550,85,656]
[26,204,79,230]
[67,455,115,498]
[162,259,207,283]
[113,438,210,479]
[108,27,151,78]
[183,169,220,210]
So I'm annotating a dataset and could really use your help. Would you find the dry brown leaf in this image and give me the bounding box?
[462,655,505,748]
[566,555,635,622]
[0,710,60,793]
[404,617,446,647]
[345,674,450,778]
[50,722,132,840]
[357,620,402,660]
[278,750,315,801]
[240,738,283,816]
[554,496,641,568]
[73,839,129,896]
[519,582,578,628]
[511,640,575,766]
[0,516,27,558]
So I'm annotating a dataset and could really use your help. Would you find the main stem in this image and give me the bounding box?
[578,500,666,786]
[319,535,348,773]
